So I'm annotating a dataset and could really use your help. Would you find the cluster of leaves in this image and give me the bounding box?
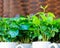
[0,17,19,42]
[26,5,60,41]
[0,5,60,42]
[28,12,60,41]
[0,13,60,42]
[0,15,33,43]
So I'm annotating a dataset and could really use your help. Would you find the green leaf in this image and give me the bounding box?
[47,12,55,18]
[47,16,53,24]
[32,16,40,26]
[20,24,30,30]
[52,28,59,32]
[39,12,47,21]
[38,35,42,40]
[40,26,47,31]
[9,22,18,29]
[8,30,19,38]
[51,32,55,37]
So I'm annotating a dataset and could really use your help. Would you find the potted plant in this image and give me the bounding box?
[52,18,60,47]
[28,5,59,48]
[0,16,32,48]
[0,17,20,48]
[15,16,32,48]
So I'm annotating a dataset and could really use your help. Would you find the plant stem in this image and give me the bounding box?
[44,9,45,13]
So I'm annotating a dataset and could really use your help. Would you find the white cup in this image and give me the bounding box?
[16,44,31,48]
[0,42,18,48]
